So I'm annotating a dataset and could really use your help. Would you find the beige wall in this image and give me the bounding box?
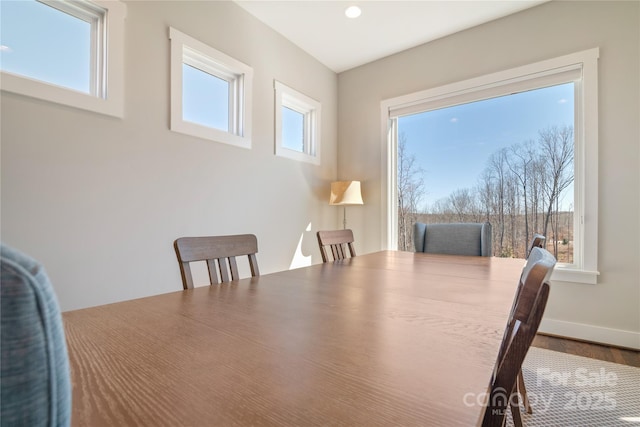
[338,1,640,348]
[1,1,338,310]
[2,0,638,348]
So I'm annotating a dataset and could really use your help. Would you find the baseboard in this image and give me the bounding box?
[539,318,640,350]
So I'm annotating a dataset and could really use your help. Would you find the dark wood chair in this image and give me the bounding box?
[483,247,556,427]
[174,234,260,289]
[317,229,356,262]
[518,232,547,415]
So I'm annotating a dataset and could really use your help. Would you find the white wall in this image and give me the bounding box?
[338,1,640,348]
[1,1,338,311]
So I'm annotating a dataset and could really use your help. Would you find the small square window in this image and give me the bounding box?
[274,81,321,165]
[170,28,253,149]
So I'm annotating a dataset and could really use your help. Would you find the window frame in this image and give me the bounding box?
[0,0,126,118]
[274,80,321,165]
[380,48,600,284]
[169,27,253,149]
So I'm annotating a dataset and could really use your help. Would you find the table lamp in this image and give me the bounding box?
[329,181,364,229]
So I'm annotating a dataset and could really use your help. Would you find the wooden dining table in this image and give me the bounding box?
[63,250,525,426]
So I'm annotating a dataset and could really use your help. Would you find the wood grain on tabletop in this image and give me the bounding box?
[64,251,524,426]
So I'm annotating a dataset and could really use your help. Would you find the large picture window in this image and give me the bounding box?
[397,83,575,263]
[381,48,600,284]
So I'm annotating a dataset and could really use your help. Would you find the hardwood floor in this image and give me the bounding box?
[532,334,640,368]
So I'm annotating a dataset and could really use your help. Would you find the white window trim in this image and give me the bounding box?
[380,48,600,285]
[0,0,126,118]
[169,27,253,149]
[274,80,321,165]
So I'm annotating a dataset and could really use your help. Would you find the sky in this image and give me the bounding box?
[183,63,230,131]
[282,107,305,152]
[397,82,575,210]
[1,0,91,94]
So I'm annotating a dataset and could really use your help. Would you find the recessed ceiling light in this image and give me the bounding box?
[345,5,361,19]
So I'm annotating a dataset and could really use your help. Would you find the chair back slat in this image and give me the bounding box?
[248,254,260,276]
[228,256,239,281]
[174,234,259,289]
[206,259,219,284]
[332,244,346,260]
[178,260,195,289]
[317,230,356,262]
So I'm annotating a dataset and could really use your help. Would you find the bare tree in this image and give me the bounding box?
[477,170,495,223]
[449,188,474,222]
[486,148,510,256]
[507,141,534,256]
[397,133,426,251]
[529,155,546,236]
[539,126,574,256]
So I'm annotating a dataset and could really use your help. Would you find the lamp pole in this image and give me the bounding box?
[342,207,347,229]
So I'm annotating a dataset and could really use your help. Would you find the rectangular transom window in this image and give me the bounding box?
[169,27,253,149]
[274,81,321,165]
[0,0,126,117]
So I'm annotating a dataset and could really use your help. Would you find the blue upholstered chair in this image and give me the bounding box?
[413,222,492,256]
[1,243,71,427]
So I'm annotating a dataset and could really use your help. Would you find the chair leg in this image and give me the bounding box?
[517,370,533,414]
[510,399,524,427]
[509,383,524,427]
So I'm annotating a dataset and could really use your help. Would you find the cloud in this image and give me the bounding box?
[0,45,12,53]
[558,98,567,104]
[450,117,458,123]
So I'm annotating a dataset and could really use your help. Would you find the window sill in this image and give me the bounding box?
[551,266,599,285]
[275,146,320,165]
[170,119,251,149]
[1,72,124,118]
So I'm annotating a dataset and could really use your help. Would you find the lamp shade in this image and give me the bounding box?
[330,181,364,205]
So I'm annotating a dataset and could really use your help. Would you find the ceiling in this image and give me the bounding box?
[235,0,546,73]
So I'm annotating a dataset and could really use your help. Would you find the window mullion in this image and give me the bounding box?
[303,111,313,155]
[91,14,102,97]
[229,77,237,135]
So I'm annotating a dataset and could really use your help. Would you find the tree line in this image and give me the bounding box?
[398,125,574,262]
